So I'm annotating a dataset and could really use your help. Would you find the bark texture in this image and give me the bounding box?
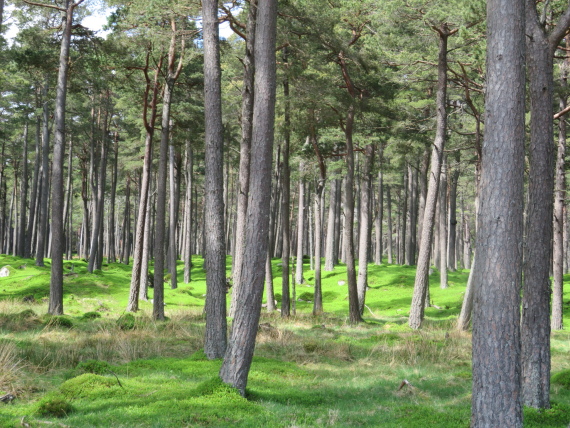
[471,0,525,424]
[219,0,277,394]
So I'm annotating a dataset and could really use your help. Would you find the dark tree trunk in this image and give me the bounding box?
[471,0,525,424]
[17,122,28,257]
[202,0,227,357]
[281,50,292,318]
[231,0,257,314]
[439,157,448,289]
[183,144,193,283]
[219,0,277,394]
[36,79,50,267]
[295,163,305,285]
[375,161,384,264]
[107,131,119,263]
[49,0,81,315]
[386,186,393,264]
[520,0,570,409]
[409,26,450,329]
[447,166,460,271]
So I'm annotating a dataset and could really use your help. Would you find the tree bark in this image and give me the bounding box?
[447,166,460,271]
[183,144,193,283]
[17,122,28,257]
[202,0,227,357]
[439,156,448,289]
[409,26,450,329]
[35,79,50,267]
[471,0,525,423]
[281,49,292,318]
[295,162,306,285]
[219,0,277,394]
[386,186,393,264]
[520,0,570,409]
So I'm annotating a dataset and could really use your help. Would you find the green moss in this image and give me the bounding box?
[35,395,74,418]
[116,313,136,330]
[76,359,112,375]
[551,369,570,388]
[525,403,570,427]
[60,373,118,399]
[80,311,101,320]
[16,309,36,319]
[42,315,73,328]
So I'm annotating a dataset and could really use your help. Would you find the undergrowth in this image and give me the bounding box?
[0,254,568,427]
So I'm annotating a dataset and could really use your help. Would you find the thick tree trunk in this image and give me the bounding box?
[409,27,449,329]
[520,0,570,409]
[202,0,227,357]
[471,0,525,424]
[219,0,277,394]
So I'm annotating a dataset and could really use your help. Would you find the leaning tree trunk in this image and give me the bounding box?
[219,0,277,394]
[471,0,525,424]
[409,26,450,329]
[202,0,227,357]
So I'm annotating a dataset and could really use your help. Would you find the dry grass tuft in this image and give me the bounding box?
[0,341,24,396]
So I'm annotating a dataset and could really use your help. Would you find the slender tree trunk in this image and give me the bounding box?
[386,186,393,264]
[36,79,50,267]
[17,122,28,257]
[357,145,374,314]
[168,128,181,289]
[219,0,277,393]
[281,50,292,318]
[324,176,339,270]
[231,0,257,313]
[49,0,81,315]
[471,0,525,423]
[439,157,448,289]
[409,27,450,328]
[375,167,383,264]
[183,144,193,283]
[552,92,566,332]
[447,166,459,271]
[295,163,305,285]
[107,131,119,263]
[202,0,227,356]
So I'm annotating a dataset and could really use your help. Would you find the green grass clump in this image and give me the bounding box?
[116,313,136,330]
[60,373,119,399]
[42,315,73,328]
[551,369,570,388]
[80,311,101,320]
[524,403,570,427]
[35,395,74,418]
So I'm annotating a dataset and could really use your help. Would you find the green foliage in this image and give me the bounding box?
[75,359,112,375]
[35,395,74,418]
[552,369,570,388]
[524,403,570,427]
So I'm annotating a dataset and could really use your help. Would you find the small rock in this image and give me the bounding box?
[0,266,11,277]
[338,280,346,286]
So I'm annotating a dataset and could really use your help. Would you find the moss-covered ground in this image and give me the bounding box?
[0,255,568,427]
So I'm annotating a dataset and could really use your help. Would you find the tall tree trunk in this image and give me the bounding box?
[386,186,393,264]
[375,166,383,264]
[324,176,339,270]
[25,116,41,258]
[471,0,525,424]
[88,96,109,273]
[107,131,119,263]
[202,0,227,356]
[17,122,28,257]
[439,156,448,289]
[447,166,460,271]
[357,145,374,314]
[295,163,306,285]
[409,26,450,329]
[520,0,570,409]
[183,144,193,283]
[168,128,181,289]
[281,49,292,318]
[219,0,277,394]
[49,0,83,315]
[36,79,50,267]
[552,85,567,332]
[231,0,257,312]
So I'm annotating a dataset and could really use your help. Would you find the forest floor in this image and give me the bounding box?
[0,255,569,427]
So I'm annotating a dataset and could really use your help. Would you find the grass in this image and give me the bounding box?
[0,254,569,427]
